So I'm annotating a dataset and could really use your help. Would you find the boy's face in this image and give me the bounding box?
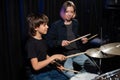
[36,23,48,34]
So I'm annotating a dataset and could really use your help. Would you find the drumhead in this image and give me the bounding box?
[70,72,98,80]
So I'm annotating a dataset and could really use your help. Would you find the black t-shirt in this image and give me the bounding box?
[25,37,52,74]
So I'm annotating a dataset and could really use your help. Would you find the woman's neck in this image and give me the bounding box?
[64,20,72,25]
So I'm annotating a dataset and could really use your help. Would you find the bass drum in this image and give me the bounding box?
[70,72,98,80]
[95,68,120,80]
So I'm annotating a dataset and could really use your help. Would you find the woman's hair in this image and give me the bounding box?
[60,1,76,19]
[27,13,49,36]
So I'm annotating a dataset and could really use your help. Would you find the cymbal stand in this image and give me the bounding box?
[90,57,102,75]
[98,58,102,74]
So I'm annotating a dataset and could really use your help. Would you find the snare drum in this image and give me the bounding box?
[70,72,98,80]
[95,68,120,80]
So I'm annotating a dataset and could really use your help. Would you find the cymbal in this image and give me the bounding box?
[100,42,120,55]
[86,48,114,58]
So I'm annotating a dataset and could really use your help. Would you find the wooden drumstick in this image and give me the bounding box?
[66,52,84,58]
[63,68,80,73]
[53,60,80,73]
[66,34,98,58]
[69,33,91,43]
[88,34,98,40]
[53,60,62,66]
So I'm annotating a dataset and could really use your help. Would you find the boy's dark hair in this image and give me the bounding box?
[27,13,49,36]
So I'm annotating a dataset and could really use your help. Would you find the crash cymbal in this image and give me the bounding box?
[100,42,120,55]
[86,48,114,58]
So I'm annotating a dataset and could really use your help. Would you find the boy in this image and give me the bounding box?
[25,13,68,80]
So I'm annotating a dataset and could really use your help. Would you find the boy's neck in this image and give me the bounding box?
[33,33,42,40]
[33,36,42,40]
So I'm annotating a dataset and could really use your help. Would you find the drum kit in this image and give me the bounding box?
[85,42,120,80]
[70,69,120,80]
[68,34,120,80]
[69,42,120,80]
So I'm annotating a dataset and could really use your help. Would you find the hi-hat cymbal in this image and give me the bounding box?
[86,48,114,58]
[100,42,120,55]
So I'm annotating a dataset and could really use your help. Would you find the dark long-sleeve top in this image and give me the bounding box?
[46,19,83,55]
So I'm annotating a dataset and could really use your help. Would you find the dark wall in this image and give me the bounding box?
[44,0,104,36]
[103,0,120,42]
[0,0,39,80]
[44,0,120,42]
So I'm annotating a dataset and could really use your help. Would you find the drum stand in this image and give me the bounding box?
[90,58,102,75]
[98,58,102,74]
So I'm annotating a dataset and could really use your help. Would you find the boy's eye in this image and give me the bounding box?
[43,23,47,25]
[43,24,47,26]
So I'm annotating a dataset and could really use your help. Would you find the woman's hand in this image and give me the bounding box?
[81,37,88,44]
[61,40,70,46]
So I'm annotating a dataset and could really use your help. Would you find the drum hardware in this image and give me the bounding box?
[95,68,120,80]
[85,48,115,75]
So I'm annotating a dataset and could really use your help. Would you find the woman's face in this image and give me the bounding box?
[64,6,75,21]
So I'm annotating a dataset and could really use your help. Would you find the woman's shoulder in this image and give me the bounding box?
[72,19,78,23]
[52,19,64,25]
[50,19,64,28]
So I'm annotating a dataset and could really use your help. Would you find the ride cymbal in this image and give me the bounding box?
[86,48,114,58]
[100,42,120,55]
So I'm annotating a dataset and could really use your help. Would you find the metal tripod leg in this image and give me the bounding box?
[90,58,102,75]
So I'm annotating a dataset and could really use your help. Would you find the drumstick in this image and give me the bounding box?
[66,34,98,58]
[63,68,80,73]
[69,33,91,43]
[53,60,62,66]
[88,34,98,40]
[66,52,84,58]
[53,61,79,73]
